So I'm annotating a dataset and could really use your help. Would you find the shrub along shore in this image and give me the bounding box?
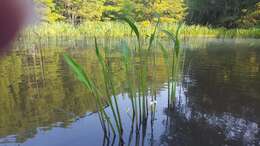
[22,22,260,39]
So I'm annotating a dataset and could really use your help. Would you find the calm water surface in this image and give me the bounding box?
[0,38,260,146]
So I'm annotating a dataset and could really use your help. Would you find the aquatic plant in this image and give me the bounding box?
[160,23,186,106]
[63,54,116,135]
[94,38,123,136]
[64,16,185,143]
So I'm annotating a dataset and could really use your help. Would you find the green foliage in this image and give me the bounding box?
[160,24,183,105]
[63,53,93,90]
[152,0,187,23]
[64,53,116,135]
[34,0,62,23]
[236,2,260,28]
[33,0,186,24]
[32,0,260,28]
[104,0,187,22]
[120,16,141,49]
[148,18,160,51]
[23,22,260,39]
[21,21,260,41]
[54,0,105,23]
[185,0,260,28]
[94,38,123,135]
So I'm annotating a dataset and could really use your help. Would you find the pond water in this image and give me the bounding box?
[0,38,260,146]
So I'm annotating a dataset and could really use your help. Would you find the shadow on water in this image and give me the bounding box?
[161,38,260,146]
[0,38,260,145]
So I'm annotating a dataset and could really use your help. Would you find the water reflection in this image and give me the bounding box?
[161,38,260,146]
[161,83,260,146]
[0,38,260,146]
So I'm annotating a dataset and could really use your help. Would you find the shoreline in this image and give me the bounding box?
[21,22,260,39]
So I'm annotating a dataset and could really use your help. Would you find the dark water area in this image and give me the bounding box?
[0,38,260,146]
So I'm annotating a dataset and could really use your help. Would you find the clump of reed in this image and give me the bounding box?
[22,21,260,41]
[64,16,185,144]
[159,24,186,107]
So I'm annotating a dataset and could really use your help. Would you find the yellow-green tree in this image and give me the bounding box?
[54,0,106,24]
[102,0,187,22]
[33,0,62,23]
[236,2,260,27]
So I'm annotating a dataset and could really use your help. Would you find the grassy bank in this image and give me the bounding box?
[22,21,260,39]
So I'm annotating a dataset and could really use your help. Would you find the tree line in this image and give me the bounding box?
[33,0,260,28]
